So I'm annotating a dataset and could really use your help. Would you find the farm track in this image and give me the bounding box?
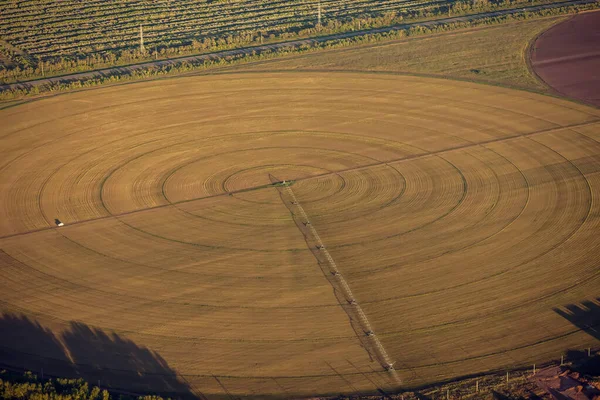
[0,0,596,93]
[1,72,600,398]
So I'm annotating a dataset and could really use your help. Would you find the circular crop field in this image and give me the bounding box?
[1,72,599,398]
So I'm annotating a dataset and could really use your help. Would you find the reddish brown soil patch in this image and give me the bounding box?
[531,366,600,400]
[531,11,600,107]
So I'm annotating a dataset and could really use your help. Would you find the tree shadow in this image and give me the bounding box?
[490,391,512,400]
[547,388,571,400]
[0,313,73,376]
[565,349,600,376]
[554,298,600,377]
[0,313,195,399]
[554,298,600,342]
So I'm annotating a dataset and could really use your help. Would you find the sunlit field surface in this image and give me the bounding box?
[1,72,599,398]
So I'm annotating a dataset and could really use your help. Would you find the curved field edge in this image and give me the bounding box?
[528,10,600,108]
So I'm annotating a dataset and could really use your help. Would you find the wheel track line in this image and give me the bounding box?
[346,145,529,278]
[1,119,598,241]
[360,140,595,305]
[283,185,401,384]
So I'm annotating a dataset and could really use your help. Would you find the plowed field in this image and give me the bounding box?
[531,10,600,107]
[1,72,599,398]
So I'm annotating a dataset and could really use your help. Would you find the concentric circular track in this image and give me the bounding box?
[1,72,599,398]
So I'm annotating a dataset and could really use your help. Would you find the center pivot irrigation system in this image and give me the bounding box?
[270,179,296,188]
[270,175,401,383]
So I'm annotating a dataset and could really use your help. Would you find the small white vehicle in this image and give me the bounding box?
[55,219,64,227]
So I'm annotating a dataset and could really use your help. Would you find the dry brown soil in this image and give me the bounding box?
[1,72,599,398]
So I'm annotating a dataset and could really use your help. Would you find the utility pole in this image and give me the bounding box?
[317,1,322,26]
[140,24,145,54]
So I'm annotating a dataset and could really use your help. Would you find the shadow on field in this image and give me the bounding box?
[554,297,600,342]
[490,391,513,400]
[565,349,600,376]
[0,313,196,399]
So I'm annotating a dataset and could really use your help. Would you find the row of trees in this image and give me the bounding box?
[0,0,554,84]
[1,0,596,101]
[1,371,111,400]
[0,370,172,400]
[1,0,438,61]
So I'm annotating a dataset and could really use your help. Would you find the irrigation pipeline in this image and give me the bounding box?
[279,183,401,385]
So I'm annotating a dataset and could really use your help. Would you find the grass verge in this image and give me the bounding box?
[223,16,564,92]
[0,2,597,102]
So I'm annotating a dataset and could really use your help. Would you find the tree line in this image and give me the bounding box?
[0,0,561,84]
[1,0,595,101]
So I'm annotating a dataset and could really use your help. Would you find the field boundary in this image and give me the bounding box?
[523,14,570,95]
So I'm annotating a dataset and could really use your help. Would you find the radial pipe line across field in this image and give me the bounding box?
[282,184,401,384]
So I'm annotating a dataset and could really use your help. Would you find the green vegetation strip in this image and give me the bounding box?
[0,0,575,84]
[1,1,597,100]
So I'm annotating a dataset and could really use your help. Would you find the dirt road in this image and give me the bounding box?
[0,0,595,93]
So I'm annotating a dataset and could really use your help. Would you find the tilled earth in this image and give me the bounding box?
[0,72,599,398]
